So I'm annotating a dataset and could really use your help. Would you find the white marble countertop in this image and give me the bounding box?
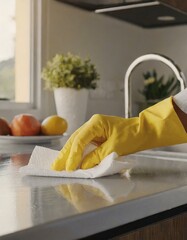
[0,145,187,240]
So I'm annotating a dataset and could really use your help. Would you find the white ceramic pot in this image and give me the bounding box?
[54,88,89,134]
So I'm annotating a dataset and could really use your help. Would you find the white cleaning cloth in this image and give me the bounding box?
[19,146,132,179]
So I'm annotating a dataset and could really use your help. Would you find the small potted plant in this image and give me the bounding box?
[42,52,100,133]
[138,69,180,110]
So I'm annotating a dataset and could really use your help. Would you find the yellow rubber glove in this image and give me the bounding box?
[51,97,187,171]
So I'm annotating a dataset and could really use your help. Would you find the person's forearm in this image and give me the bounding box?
[172,99,187,133]
[173,88,187,133]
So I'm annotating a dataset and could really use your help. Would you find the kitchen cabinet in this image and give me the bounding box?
[161,0,187,13]
[111,212,187,240]
[57,0,187,27]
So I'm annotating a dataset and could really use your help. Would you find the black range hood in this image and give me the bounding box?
[57,0,187,28]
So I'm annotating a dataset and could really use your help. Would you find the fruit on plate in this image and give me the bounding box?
[41,115,68,135]
[11,114,41,136]
[0,117,11,135]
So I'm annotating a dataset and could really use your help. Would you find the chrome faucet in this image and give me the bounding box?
[124,53,187,118]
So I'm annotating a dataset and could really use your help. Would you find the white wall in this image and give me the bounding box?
[42,0,187,121]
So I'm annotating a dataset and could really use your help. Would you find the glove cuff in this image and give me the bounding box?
[138,96,187,149]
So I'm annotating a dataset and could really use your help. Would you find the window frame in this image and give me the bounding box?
[0,0,42,120]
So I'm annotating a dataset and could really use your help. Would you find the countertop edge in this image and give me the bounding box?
[1,185,187,240]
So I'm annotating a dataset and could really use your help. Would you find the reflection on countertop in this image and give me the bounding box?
[1,148,187,239]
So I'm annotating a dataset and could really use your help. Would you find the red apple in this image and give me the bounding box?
[0,118,11,135]
[11,114,41,136]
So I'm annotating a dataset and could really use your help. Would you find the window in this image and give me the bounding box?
[0,0,41,118]
[0,0,16,101]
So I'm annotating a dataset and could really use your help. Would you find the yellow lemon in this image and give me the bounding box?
[41,115,68,135]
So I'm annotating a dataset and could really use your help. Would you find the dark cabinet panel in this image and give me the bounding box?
[57,0,187,27]
[112,212,187,240]
[161,0,187,12]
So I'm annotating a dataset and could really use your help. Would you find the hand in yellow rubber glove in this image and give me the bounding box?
[51,97,187,171]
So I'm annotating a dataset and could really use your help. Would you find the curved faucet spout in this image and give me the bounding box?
[124,53,187,118]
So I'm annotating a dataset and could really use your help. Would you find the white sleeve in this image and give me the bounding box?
[173,88,187,113]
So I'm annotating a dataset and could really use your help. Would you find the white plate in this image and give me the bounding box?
[0,135,66,144]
